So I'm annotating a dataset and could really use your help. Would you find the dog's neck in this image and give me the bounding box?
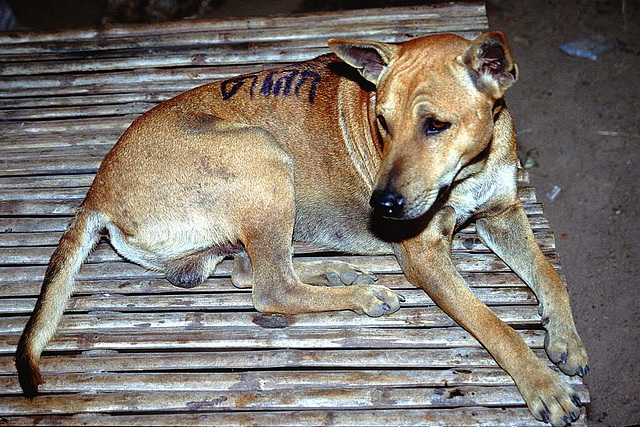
[336,76,383,190]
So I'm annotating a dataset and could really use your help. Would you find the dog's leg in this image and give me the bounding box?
[294,260,378,287]
[231,251,252,289]
[248,237,399,317]
[237,165,398,316]
[476,203,589,377]
[232,253,377,288]
[394,206,581,425]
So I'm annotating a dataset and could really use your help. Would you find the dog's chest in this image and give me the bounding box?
[446,164,517,224]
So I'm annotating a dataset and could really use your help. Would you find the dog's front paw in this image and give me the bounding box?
[520,368,583,426]
[353,284,403,317]
[544,320,590,377]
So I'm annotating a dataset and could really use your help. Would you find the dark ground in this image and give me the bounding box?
[4,0,639,425]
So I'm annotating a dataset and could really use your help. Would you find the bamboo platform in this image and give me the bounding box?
[0,2,588,425]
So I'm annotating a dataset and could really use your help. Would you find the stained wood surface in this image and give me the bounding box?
[0,2,588,426]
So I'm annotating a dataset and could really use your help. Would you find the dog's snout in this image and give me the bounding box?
[370,190,405,218]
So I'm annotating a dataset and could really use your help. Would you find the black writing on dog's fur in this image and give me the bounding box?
[221,69,321,104]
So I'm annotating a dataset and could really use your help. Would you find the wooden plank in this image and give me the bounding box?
[0,348,551,376]
[0,306,542,335]
[6,408,588,427]
[0,27,480,63]
[0,272,535,298]
[0,386,589,416]
[0,102,157,121]
[0,287,538,315]
[0,174,96,189]
[0,252,561,283]
[0,4,486,45]
[0,327,548,354]
[0,116,135,136]
[0,368,585,395]
[0,66,245,97]
[0,407,580,427]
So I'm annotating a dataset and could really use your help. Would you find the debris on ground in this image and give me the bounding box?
[518,149,539,169]
[559,34,618,60]
[546,185,562,201]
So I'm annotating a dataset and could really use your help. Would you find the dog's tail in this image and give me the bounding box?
[16,209,104,397]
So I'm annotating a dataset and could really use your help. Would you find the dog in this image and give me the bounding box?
[16,31,588,425]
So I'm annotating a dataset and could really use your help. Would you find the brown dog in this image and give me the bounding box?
[16,31,588,425]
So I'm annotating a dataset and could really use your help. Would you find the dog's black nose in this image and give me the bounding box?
[370,190,405,218]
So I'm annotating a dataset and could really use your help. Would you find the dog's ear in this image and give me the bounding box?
[328,38,399,86]
[460,31,518,98]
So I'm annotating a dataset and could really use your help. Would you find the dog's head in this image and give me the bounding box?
[329,32,518,220]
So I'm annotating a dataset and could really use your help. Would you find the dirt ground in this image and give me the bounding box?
[5,0,639,425]
[488,2,639,425]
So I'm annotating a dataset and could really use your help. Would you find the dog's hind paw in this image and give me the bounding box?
[296,260,378,286]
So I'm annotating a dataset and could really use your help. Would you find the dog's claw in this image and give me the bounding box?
[540,409,549,423]
[397,293,406,302]
[560,352,568,365]
[571,395,582,406]
[382,303,391,311]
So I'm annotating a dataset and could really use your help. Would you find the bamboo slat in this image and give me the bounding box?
[0,4,486,44]
[0,386,589,416]
[0,3,588,425]
[0,407,583,427]
[1,368,585,395]
[0,347,550,375]
[0,272,537,299]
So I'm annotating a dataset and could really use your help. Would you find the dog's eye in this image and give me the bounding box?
[424,117,451,136]
[377,115,389,134]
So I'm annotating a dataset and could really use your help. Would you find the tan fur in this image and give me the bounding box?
[16,32,587,425]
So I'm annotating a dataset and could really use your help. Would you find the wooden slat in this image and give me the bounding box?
[0,407,584,427]
[0,4,486,45]
[0,327,548,354]
[0,272,538,299]
[0,386,589,416]
[0,253,561,283]
[0,287,538,315]
[0,306,542,335]
[0,347,551,375]
[0,368,586,395]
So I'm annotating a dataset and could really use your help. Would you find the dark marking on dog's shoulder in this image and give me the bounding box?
[221,68,321,104]
[182,113,221,134]
[200,156,237,181]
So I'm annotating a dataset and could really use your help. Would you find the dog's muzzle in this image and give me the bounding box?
[370,189,405,219]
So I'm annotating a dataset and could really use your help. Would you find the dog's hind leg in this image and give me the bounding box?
[232,251,378,288]
[294,260,378,286]
[231,251,252,289]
